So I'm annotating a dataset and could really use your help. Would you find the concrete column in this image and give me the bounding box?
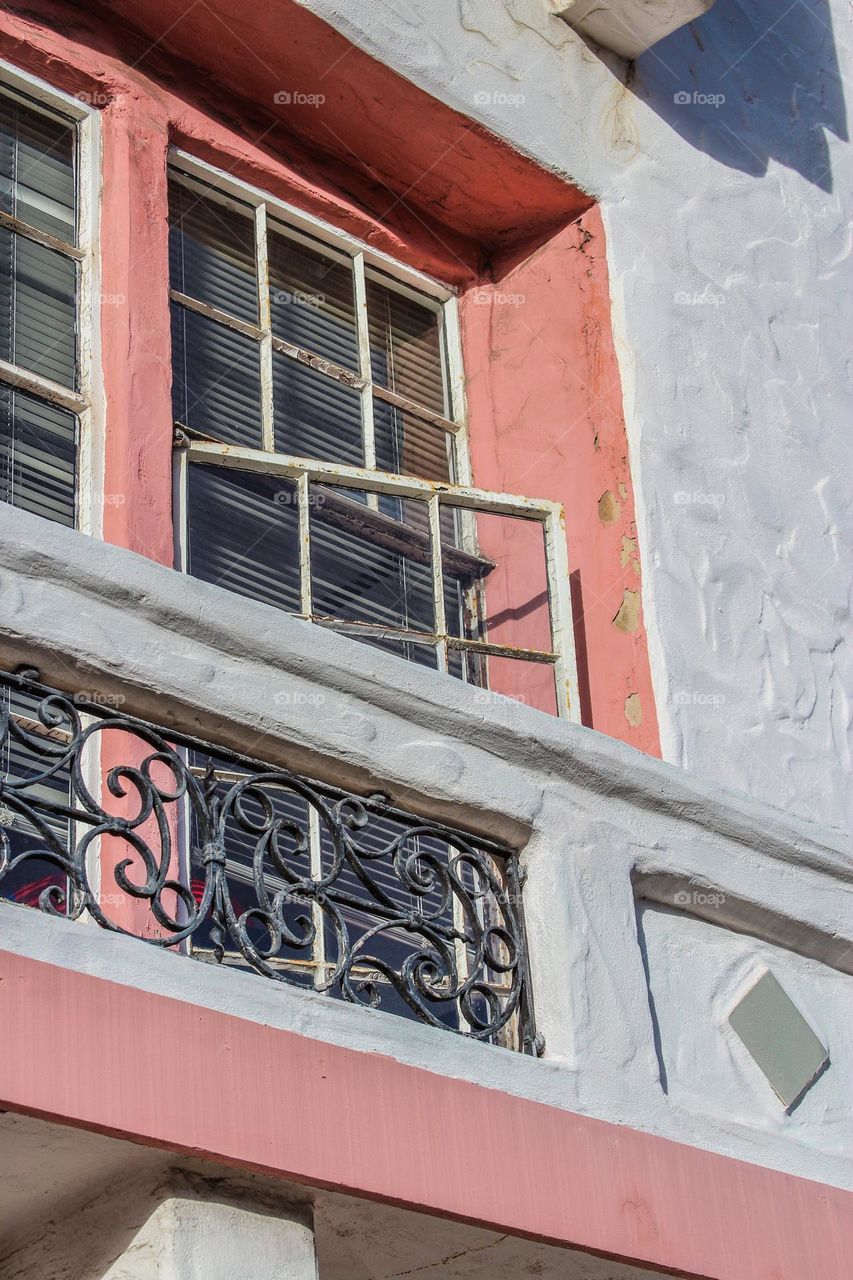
[103,1179,318,1280]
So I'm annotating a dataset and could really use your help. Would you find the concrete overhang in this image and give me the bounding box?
[555,0,716,58]
[79,0,589,272]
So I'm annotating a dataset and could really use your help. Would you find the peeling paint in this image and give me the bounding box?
[625,692,643,726]
[598,490,621,523]
[621,535,640,572]
[613,589,641,633]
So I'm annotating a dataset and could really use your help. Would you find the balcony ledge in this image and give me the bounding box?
[0,506,847,873]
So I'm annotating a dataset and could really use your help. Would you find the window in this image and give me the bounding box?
[171,155,576,716]
[0,70,96,530]
[169,164,460,477]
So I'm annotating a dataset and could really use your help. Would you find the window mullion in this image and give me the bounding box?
[256,203,275,452]
[353,252,375,465]
[543,505,579,723]
[75,107,101,538]
[428,493,448,672]
[308,805,326,991]
[297,471,313,617]
[353,252,379,511]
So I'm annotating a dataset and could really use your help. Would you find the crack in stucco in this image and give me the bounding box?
[382,1233,510,1278]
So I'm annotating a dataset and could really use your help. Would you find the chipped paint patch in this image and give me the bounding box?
[598,490,621,523]
[621,535,639,572]
[613,589,641,633]
[625,692,643,726]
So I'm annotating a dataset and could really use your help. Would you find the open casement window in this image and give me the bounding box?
[171,156,577,719]
[0,74,95,529]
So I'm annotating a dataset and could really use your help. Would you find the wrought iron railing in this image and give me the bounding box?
[0,667,539,1052]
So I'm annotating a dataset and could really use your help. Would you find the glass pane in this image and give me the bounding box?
[458,652,558,717]
[435,506,491,644]
[169,180,258,324]
[171,303,262,446]
[355,634,438,668]
[269,228,358,371]
[188,758,316,985]
[0,227,77,388]
[187,463,301,613]
[373,397,452,482]
[460,511,553,655]
[320,814,459,1029]
[310,486,434,633]
[0,94,75,241]
[0,688,71,911]
[0,384,75,525]
[367,276,446,416]
[273,355,363,466]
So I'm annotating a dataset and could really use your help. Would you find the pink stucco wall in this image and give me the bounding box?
[1,949,851,1280]
[460,213,661,752]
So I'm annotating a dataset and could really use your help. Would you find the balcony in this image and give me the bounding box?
[0,500,851,1203]
[0,666,537,1050]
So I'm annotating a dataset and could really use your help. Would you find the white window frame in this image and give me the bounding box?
[169,148,472,487]
[170,151,579,721]
[0,60,103,536]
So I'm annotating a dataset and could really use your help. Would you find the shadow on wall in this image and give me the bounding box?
[632,0,848,192]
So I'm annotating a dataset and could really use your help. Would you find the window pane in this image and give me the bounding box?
[373,397,452,482]
[169,181,258,324]
[188,758,316,984]
[0,95,75,241]
[0,227,77,388]
[457,651,558,716]
[367,277,446,416]
[320,816,459,1028]
[463,511,553,654]
[269,229,358,371]
[310,487,434,633]
[171,303,262,446]
[273,355,363,466]
[0,688,71,912]
[0,384,75,525]
[355,635,438,668]
[187,463,301,613]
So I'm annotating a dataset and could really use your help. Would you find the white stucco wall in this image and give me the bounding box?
[639,904,853,1150]
[291,0,853,834]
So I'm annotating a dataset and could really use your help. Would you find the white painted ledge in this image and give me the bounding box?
[554,0,716,58]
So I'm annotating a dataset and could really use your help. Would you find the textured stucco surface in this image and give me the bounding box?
[0,507,851,1192]
[284,0,853,833]
[639,905,853,1145]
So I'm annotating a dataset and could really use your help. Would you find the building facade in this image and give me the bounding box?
[0,1,851,1276]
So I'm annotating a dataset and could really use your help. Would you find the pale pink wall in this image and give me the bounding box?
[99,101,172,564]
[460,214,662,752]
[1,950,851,1280]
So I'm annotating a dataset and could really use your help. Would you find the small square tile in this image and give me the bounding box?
[729,970,829,1109]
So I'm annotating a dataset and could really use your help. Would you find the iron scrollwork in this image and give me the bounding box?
[0,668,539,1052]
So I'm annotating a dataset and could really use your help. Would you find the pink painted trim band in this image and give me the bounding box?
[0,950,850,1279]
